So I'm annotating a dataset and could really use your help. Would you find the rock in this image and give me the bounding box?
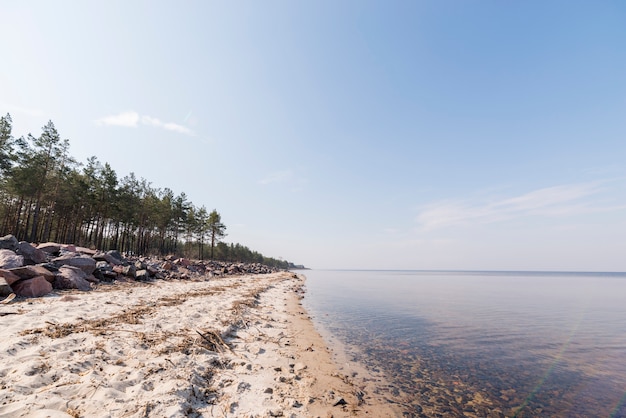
[0,249,24,269]
[61,244,76,252]
[106,250,124,261]
[54,266,92,291]
[293,363,307,372]
[146,264,159,276]
[16,241,48,264]
[0,277,12,297]
[134,260,147,270]
[121,265,136,278]
[161,261,173,271]
[7,265,56,283]
[0,235,18,251]
[174,258,190,267]
[36,242,61,254]
[74,246,97,256]
[112,265,125,274]
[333,398,348,407]
[12,276,53,298]
[0,269,22,286]
[93,252,122,265]
[52,254,96,274]
[135,269,149,281]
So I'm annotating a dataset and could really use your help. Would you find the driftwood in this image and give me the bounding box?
[1,293,15,304]
[196,329,233,353]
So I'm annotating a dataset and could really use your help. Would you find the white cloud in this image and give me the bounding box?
[95,111,139,127]
[95,111,194,135]
[141,115,194,135]
[416,181,624,230]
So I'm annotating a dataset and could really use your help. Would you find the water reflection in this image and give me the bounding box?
[302,270,626,417]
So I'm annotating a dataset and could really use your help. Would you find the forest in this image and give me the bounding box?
[0,113,297,269]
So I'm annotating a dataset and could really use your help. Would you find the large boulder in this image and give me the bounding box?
[75,246,97,256]
[11,276,53,298]
[54,266,92,291]
[36,242,62,254]
[0,269,21,286]
[16,241,48,264]
[106,250,124,262]
[93,261,117,282]
[8,265,56,283]
[0,235,18,251]
[0,249,23,269]
[93,251,122,266]
[52,254,96,274]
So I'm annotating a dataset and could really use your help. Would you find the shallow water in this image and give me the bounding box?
[302,270,626,417]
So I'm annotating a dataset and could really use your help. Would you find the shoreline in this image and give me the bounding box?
[0,272,400,417]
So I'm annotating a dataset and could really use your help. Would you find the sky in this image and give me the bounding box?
[1,1,625,271]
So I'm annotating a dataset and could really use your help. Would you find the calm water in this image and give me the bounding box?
[301,270,626,417]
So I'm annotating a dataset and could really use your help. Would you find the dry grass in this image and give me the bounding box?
[66,407,81,418]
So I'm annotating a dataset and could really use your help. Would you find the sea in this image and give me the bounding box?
[301,270,626,418]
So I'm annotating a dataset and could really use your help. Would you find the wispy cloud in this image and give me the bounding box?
[141,115,194,135]
[416,181,624,230]
[95,111,139,127]
[95,111,194,135]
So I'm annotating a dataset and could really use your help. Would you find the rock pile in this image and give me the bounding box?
[0,234,284,299]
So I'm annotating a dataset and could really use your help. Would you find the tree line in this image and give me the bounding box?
[0,114,296,269]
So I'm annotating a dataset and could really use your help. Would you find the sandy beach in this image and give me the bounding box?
[0,272,399,417]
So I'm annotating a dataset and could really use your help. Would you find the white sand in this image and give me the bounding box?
[0,272,399,417]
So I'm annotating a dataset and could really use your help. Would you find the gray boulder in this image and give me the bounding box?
[0,249,23,269]
[93,251,122,266]
[36,242,62,254]
[54,265,92,291]
[52,254,96,274]
[16,241,48,264]
[0,235,18,251]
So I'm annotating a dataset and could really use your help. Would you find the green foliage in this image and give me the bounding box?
[0,114,300,269]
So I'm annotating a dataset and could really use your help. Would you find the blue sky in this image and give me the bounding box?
[2,1,625,270]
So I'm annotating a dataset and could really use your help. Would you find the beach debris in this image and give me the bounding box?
[196,329,232,353]
[0,292,15,304]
